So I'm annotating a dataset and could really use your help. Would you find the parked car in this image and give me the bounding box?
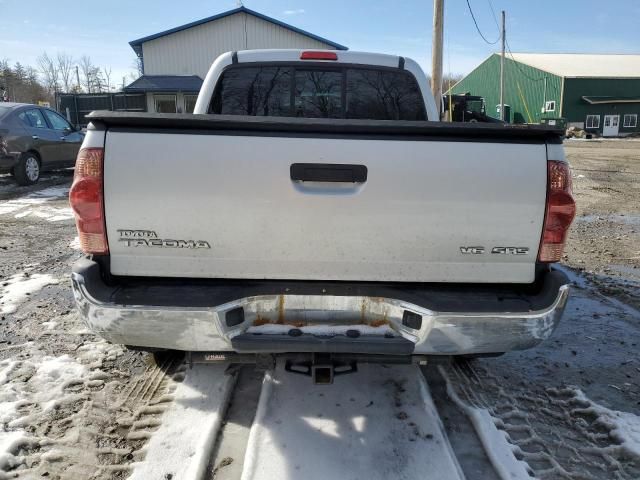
[69,50,575,383]
[0,102,84,185]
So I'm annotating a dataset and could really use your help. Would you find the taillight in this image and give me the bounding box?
[300,51,338,61]
[69,148,108,254]
[538,161,576,262]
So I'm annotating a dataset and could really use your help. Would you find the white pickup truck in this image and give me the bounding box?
[70,50,575,378]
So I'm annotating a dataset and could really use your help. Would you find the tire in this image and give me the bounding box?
[13,152,40,186]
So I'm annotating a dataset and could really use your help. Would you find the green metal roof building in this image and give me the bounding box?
[450,53,640,137]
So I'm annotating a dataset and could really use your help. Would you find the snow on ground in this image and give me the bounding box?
[0,341,125,478]
[570,389,640,459]
[0,272,58,314]
[69,236,80,251]
[0,185,72,222]
[439,366,533,480]
[241,362,464,480]
[128,364,234,480]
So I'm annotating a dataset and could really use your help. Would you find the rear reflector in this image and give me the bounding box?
[300,51,338,61]
[69,148,108,254]
[538,161,576,262]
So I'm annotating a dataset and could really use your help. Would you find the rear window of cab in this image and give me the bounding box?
[209,65,427,121]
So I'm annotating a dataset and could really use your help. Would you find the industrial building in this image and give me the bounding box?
[450,53,640,136]
[125,6,347,113]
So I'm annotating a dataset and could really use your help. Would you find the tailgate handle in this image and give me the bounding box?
[290,163,368,183]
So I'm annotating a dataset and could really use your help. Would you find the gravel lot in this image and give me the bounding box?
[0,140,638,479]
[564,139,640,310]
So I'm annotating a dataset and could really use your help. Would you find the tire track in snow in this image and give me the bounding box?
[441,360,640,480]
[128,364,235,480]
[0,341,182,479]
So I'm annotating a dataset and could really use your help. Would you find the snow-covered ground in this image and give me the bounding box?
[128,365,233,480]
[0,185,72,223]
[242,363,463,480]
[0,272,58,315]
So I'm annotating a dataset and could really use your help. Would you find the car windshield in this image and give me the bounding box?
[0,106,11,118]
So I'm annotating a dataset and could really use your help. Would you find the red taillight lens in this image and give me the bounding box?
[69,148,108,254]
[538,161,576,262]
[300,51,338,61]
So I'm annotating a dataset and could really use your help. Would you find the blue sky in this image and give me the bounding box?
[1,0,639,86]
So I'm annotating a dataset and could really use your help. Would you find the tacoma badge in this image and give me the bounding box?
[118,229,211,249]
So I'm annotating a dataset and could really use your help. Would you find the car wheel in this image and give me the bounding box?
[14,153,41,186]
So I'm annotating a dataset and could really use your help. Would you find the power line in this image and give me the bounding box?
[465,0,500,45]
[505,38,545,82]
[486,0,500,31]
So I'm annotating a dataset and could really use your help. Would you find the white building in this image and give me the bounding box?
[125,6,347,113]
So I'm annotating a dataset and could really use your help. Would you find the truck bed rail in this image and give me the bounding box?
[86,111,564,144]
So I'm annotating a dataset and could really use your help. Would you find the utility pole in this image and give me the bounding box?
[75,65,81,92]
[431,0,444,117]
[499,10,506,121]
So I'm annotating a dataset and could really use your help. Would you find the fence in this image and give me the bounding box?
[56,93,147,128]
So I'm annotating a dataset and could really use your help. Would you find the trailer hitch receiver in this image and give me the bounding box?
[285,353,357,385]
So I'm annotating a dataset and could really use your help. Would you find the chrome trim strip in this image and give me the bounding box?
[72,272,569,355]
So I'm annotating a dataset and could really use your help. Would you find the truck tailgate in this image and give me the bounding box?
[102,122,548,284]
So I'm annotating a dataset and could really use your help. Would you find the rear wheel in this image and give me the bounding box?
[13,153,40,186]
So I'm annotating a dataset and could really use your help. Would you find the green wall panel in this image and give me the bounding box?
[451,54,562,124]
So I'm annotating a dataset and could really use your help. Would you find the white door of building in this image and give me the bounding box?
[603,115,620,137]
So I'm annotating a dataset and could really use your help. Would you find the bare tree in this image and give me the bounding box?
[78,55,94,93]
[442,74,464,93]
[56,52,74,92]
[102,67,112,91]
[91,67,106,92]
[132,56,143,76]
[37,52,60,94]
[0,59,50,104]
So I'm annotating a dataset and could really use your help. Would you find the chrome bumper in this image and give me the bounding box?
[71,261,570,355]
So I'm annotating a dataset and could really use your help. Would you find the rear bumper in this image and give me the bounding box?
[71,258,570,355]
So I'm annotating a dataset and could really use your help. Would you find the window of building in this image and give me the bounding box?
[585,115,600,129]
[545,101,556,112]
[154,95,177,113]
[623,114,638,128]
[184,95,198,114]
